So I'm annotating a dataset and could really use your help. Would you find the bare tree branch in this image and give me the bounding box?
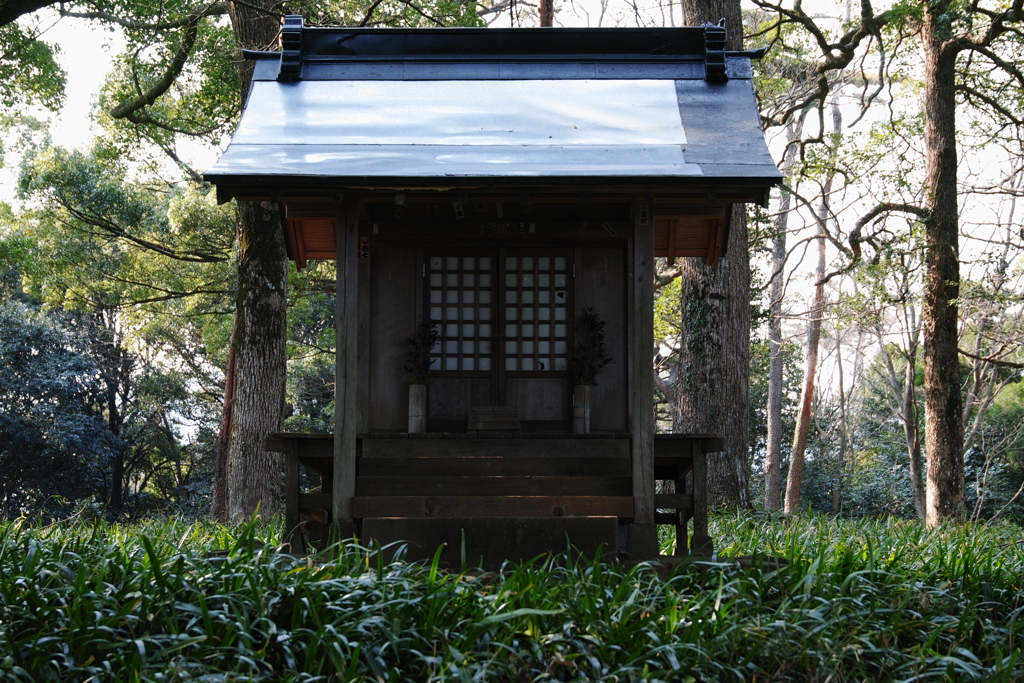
[59,1,228,31]
[0,0,55,26]
[958,347,1024,369]
[110,17,200,121]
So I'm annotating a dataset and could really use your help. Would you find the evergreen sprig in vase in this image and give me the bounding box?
[404,320,439,433]
[569,308,613,434]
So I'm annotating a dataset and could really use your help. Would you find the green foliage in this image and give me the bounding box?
[569,307,613,386]
[965,379,1024,523]
[7,143,235,519]
[284,354,335,433]
[298,0,487,27]
[0,301,111,519]
[0,21,65,111]
[403,318,440,384]
[1,513,1023,680]
[654,275,681,345]
[747,339,802,492]
[97,14,240,151]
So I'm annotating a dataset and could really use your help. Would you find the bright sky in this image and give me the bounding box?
[42,12,125,148]
[0,11,126,204]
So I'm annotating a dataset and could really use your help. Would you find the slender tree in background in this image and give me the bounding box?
[916,0,964,525]
[751,0,1024,525]
[538,0,553,25]
[783,188,827,513]
[783,96,838,513]
[763,115,803,510]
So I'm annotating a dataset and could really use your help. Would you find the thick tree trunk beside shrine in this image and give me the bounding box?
[218,1,289,519]
[673,210,751,507]
[921,6,965,526]
[225,200,288,519]
[674,0,751,507]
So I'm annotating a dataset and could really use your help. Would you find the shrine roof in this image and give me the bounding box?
[205,18,781,202]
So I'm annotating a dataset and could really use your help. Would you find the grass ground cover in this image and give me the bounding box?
[0,511,1021,682]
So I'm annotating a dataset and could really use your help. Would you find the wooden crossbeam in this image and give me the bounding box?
[356,476,631,497]
[352,495,634,518]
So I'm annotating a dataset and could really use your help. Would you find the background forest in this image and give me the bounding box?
[0,0,1022,524]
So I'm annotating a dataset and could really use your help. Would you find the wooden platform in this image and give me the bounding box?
[265,432,722,558]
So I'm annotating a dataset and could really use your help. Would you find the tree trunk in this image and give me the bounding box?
[831,333,846,515]
[538,0,554,26]
[921,6,965,526]
[784,95,838,515]
[211,322,236,521]
[220,2,289,520]
[225,200,288,519]
[106,374,125,512]
[675,0,750,508]
[783,209,827,514]
[903,331,926,518]
[764,225,787,511]
[764,117,803,511]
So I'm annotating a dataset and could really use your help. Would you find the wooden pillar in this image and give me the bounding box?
[356,227,371,434]
[284,439,303,553]
[333,198,360,534]
[628,197,657,557]
[692,439,712,554]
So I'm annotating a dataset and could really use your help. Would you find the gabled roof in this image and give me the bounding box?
[205,18,781,203]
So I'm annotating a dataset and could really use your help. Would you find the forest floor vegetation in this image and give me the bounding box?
[0,510,1021,681]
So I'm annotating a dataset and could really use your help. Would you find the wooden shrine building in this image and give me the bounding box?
[204,18,781,565]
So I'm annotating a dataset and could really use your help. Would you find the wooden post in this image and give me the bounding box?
[674,442,689,557]
[628,198,657,557]
[284,439,303,554]
[333,198,360,535]
[691,438,712,554]
[357,231,371,434]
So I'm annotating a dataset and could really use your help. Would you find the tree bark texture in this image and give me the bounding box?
[228,1,281,96]
[538,0,554,26]
[225,200,288,520]
[675,0,750,508]
[673,210,751,507]
[921,6,965,526]
[219,1,289,520]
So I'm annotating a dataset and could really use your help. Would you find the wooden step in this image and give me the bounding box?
[356,475,631,497]
[361,438,630,459]
[352,495,633,518]
[358,456,631,478]
[467,406,522,432]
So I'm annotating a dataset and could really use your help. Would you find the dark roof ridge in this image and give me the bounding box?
[245,16,759,83]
